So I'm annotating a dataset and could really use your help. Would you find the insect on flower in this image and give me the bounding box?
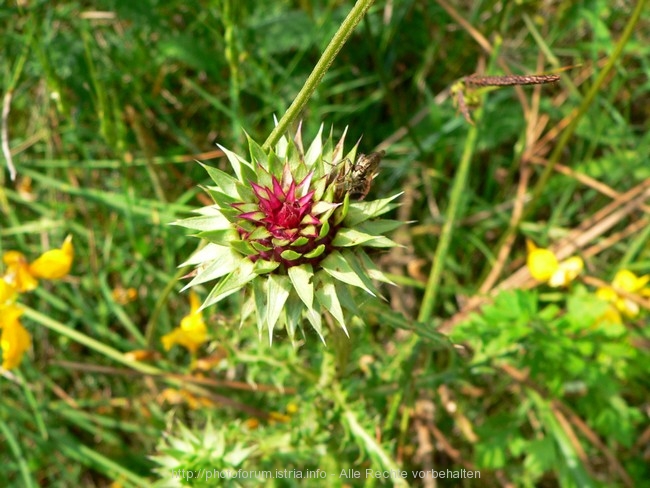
[330,150,385,201]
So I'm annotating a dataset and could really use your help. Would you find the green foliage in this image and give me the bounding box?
[452,288,648,486]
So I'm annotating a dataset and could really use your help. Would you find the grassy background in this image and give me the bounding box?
[1,0,649,486]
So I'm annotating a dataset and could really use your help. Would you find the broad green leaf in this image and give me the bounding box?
[253,278,267,341]
[288,264,314,309]
[315,279,347,335]
[196,228,240,245]
[266,274,292,344]
[218,144,257,183]
[344,193,402,226]
[304,124,324,166]
[240,291,256,330]
[199,162,253,201]
[331,228,396,248]
[180,243,228,267]
[304,244,325,259]
[201,259,256,309]
[524,437,557,478]
[246,133,269,170]
[305,307,325,343]
[283,292,304,343]
[253,259,281,275]
[203,187,243,206]
[229,239,257,256]
[280,249,302,261]
[181,247,242,290]
[357,249,395,284]
[172,213,231,231]
[321,250,379,297]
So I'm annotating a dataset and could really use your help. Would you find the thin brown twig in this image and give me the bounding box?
[54,360,295,393]
[582,218,649,259]
[528,156,650,214]
[435,0,492,54]
[479,161,532,294]
[413,399,437,488]
[550,403,591,468]
[552,400,635,487]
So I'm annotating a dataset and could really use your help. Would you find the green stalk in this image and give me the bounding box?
[23,307,162,376]
[418,113,481,322]
[262,0,377,150]
[0,419,35,488]
[526,0,647,213]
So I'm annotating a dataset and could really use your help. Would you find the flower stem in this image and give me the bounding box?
[262,0,377,151]
[418,112,481,323]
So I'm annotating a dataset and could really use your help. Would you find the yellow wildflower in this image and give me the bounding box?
[594,304,623,326]
[157,388,215,409]
[0,279,17,306]
[111,286,138,305]
[161,291,208,353]
[596,269,650,317]
[0,305,31,370]
[2,251,38,292]
[29,235,74,279]
[526,240,583,287]
[268,411,291,424]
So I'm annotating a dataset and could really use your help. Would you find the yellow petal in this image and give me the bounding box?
[526,240,559,282]
[612,269,649,293]
[161,292,208,353]
[596,287,617,303]
[2,251,38,292]
[0,304,24,327]
[616,297,639,317]
[0,279,17,305]
[548,256,584,287]
[112,287,138,305]
[29,235,74,279]
[162,325,206,353]
[2,250,27,267]
[161,328,185,351]
[180,292,207,335]
[188,290,201,313]
[595,305,622,326]
[268,411,291,423]
[1,308,31,370]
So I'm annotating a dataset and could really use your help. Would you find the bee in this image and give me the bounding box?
[329,150,385,201]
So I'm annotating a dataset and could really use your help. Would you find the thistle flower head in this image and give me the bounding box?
[176,125,401,343]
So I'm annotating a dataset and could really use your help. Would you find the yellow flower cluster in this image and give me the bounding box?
[1,236,74,370]
[526,239,649,322]
[526,240,584,288]
[596,270,650,319]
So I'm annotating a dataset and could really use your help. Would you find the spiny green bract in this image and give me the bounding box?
[175,125,402,344]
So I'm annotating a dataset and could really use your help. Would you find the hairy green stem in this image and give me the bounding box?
[262,0,377,150]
